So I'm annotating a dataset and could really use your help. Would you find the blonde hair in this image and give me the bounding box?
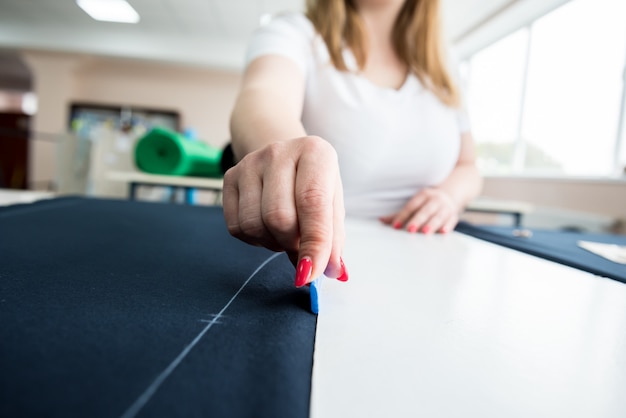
[306,0,460,107]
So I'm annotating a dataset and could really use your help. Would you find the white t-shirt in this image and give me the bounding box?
[245,13,470,219]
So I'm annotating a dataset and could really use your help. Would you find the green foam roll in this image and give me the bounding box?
[135,127,223,177]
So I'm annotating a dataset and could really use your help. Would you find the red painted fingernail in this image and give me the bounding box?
[408,224,418,233]
[440,226,449,234]
[337,257,349,282]
[422,225,431,234]
[295,257,312,287]
[393,222,402,229]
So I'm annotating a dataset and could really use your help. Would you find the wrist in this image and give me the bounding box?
[432,186,464,213]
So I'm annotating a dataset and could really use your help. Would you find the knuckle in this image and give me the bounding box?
[259,141,294,166]
[422,201,438,214]
[300,136,337,159]
[222,166,238,186]
[262,207,297,235]
[408,196,424,210]
[260,141,283,161]
[410,211,428,225]
[300,230,331,252]
[223,209,240,235]
[298,186,331,210]
[226,223,243,238]
[238,216,266,240]
[428,215,442,226]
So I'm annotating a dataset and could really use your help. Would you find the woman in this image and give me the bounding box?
[223,0,483,288]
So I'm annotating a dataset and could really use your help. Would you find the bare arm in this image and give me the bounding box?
[230,55,307,160]
[224,55,347,286]
[437,132,483,209]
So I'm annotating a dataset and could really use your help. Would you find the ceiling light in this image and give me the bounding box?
[76,0,140,24]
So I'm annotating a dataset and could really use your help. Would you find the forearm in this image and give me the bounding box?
[229,55,308,162]
[436,162,483,210]
[230,88,306,161]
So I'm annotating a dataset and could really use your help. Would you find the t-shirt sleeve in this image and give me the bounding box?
[244,13,313,76]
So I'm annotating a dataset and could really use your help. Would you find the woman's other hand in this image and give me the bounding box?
[380,131,483,234]
[379,187,460,234]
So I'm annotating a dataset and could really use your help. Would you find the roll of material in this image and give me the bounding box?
[135,127,223,177]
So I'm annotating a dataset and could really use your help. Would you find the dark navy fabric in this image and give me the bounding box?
[456,221,626,284]
[0,197,315,418]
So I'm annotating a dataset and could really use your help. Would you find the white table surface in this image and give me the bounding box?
[311,218,626,418]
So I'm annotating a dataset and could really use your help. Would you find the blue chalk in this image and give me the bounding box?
[310,276,323,314]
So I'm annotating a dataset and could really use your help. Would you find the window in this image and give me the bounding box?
[463,0,626,177]
[620,104,626,173]
[466,29,529,174]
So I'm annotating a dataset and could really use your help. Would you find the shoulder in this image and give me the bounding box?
[264,12,315,38]
[251,12,316,45]
[245,12,316,74]
[270,12,314,30]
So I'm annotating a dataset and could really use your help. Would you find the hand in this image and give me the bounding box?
[222,136,347,287]
[379,187,460,234]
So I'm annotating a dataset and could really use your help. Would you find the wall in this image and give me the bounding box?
[20,50,242,189]
[73,56,241,146]
[21,51,80,190]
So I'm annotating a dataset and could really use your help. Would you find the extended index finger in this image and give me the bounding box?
[293,138,338,285]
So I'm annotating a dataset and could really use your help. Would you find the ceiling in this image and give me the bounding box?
[0,0,512,71]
